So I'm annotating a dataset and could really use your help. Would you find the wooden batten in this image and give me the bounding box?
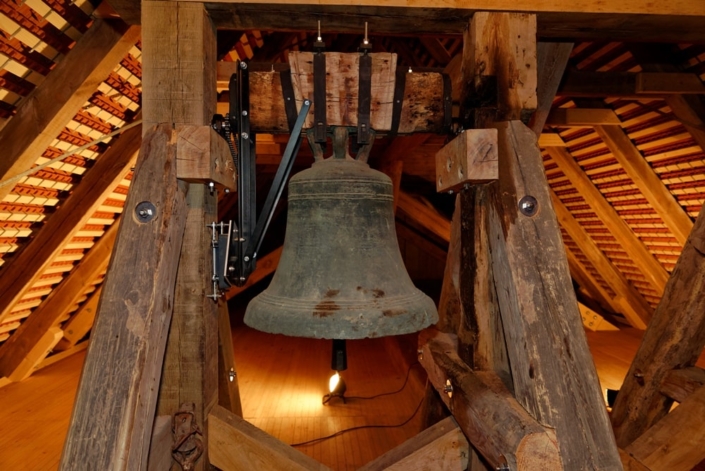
[359,417,469,471]
[216,60,447,134]
[208,405,331,471]
[418,329,561,470]
[176,126,237,190]
[434,129,498,193]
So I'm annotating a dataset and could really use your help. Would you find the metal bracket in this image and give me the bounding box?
[172,403,204,471]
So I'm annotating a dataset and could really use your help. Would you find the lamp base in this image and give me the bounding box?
[322,392,346,405]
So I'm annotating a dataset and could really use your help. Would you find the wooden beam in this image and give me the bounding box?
[564,247,621,314]
[418,329,561,470]
[546,108,621,126]
[144,3,219,470]
[546,146,670,294]
[176,125,237,190]
[225,246,283,300]
[397,191,451,243]
[395,223,447,263]
[551,190,653,328]
[59,124,188,470]
[358,416,469,471]
[625,385,705,470]
[419,37,452,66]
[0,221,118,379]
[0,19,139,202]
[667,95,705,155]
[611,202,705,447]
[538,132,567,147]
[660,367,705,403]
[208,405,331,471]
[55,285,103,351]
[7,326,62,382]
[202,3,705,42]
[558,71,705,97]
[594,125,693,246]
[530,42,573,135]
[217,301,243,416]
[579,303,619,332]
[488,122,621,468]
[216,61,446,134]
[434,129,498,193]
[0,122,141,324]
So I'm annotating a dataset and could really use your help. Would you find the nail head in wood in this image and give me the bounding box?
[435,129,498,193]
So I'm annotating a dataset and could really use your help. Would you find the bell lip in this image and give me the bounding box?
[244,290,439,339]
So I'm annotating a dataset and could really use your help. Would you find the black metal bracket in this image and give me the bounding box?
[211,60,311,290]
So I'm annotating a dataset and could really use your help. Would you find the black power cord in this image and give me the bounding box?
[290,362,427,448]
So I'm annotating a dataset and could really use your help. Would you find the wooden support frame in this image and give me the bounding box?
[611,201,705,448]
[176,126,237,190]
[434,129,498,193]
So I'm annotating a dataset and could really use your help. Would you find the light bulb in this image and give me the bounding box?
[329,372,340,393]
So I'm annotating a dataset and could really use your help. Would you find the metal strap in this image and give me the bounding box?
[313,52,327,143]
[389,67,406,138]
[442,73,452,133]
[280,69,298,131]
[357,52,372,145]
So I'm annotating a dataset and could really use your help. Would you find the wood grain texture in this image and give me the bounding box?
[59,124,188,470]
[611,201,705,447]
[208,405,331,471]
[625,385,705,470]
[217,301,243,416]
[358,417,469,471]
[594,124,693,246]
[0,122,140,324]
[546,108,621,126]
[397,191,451,242]
[546,145,669,294]
[435,129,498,192]
[529,42,572,135]
[177,125,237,190]
[9,326,62,381]
[0,19,139,202]
[418,329,561,470]
[56,286,103,350]
[489,121,621,469]
[660,367,705,403]
[550,190,653,328]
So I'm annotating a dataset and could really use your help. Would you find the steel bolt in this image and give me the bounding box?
[518,195,539,217]
[444,379,453,398]
[242,132,249,140]
[240,62,247,69]
[242,110,248,116]
[244,256,250,262]
[229,368,236,382]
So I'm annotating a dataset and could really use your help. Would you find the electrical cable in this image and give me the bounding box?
[345,361,423,400]
[290,378,428,448]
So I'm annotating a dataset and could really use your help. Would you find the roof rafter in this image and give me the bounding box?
[0,19,140,202]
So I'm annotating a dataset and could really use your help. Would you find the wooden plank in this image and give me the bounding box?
[358,417,468,471]
[208,405,331,471]
[55,286,103,351]
[418,329,561,470]
[620,449,651,471]
[551,190,653,328]
[594,125,693,246]
[538,132,567,147]
[434,129,498,193]
[217,300,243,416]
[8,326,62,382]
[202,3,705,42]
[0,122,140,324]
[529,42,573,135]
[579,303,619,332]
[216,64,446,134]
[0,219,116,377]
[546,108,621,126]
[0,20,140,202]
[146,416,172,471]
[625,385,705,470]
[546,146,670,294]
[59,124,188,470]
[660,367,705,403]
[225,246,283,299]
[461,12,537,125]
[489,122,621,469]
[176,125,237,190]
[611,201,705,447]
[558,71,705,97]
[397,191,451,242]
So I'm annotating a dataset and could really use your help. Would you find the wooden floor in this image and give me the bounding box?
[0,326,703,470]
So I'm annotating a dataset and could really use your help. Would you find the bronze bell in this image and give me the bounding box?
[244,128,438,339]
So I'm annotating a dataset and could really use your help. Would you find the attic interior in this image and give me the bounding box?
[1,0,705,470]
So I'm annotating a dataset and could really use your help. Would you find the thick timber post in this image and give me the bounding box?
[430,12,622,469]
